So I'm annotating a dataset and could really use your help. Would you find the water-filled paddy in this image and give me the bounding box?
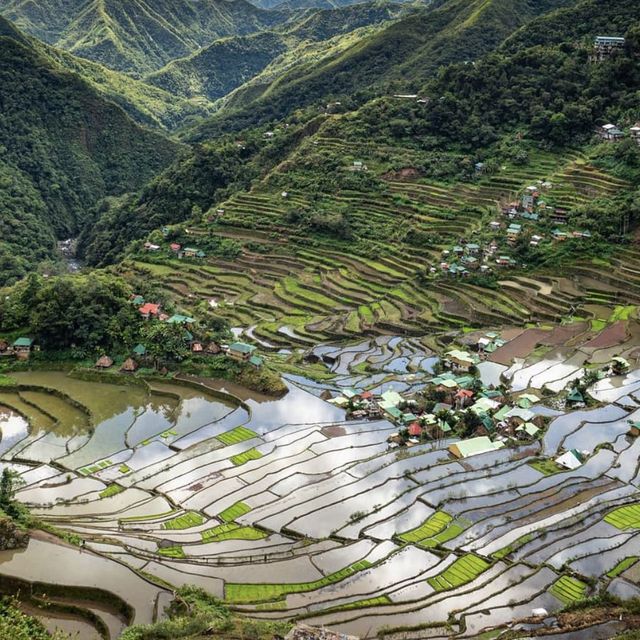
[2,348,640,638]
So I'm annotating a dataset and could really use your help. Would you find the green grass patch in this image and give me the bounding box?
[230,448,263,466]
[219,501,252,523]
[216,426,258,446]
[398,512,470,548]
[158,545,185,559]
[605,504,640,530]
[0,374,16,387]
[201,523,267,542]
[99,484,123,499]
[610,305,636,322]
[492,533,533,560]
[225,560,372,603]
[549,575,588,604]
[590,318,607,331]
[162,511,205,530]
[607,556,639,578]
[397,511,452,544]
[118,463,131,474]
[427,554,490,592]
[529,459,564,476]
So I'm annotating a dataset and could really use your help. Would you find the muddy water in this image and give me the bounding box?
[0,538,167,624]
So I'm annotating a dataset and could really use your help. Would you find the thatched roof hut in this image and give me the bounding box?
[205,342,221,355]
[120,357,138,373]
[95,355,113,369]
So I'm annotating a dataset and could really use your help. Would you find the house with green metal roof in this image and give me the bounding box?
[566,388,585,404]
[228,342,257,362]
[249,355,263,368]
[449,436,504,459]
[12,337,34,360]
[167,314,195,325]
[133,344,147,357]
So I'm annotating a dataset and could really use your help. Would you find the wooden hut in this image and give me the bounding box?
[120,357,138,373]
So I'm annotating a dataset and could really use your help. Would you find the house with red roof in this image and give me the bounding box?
[170,243,181,252]
[139,303,161,320]
[408,423,423,438]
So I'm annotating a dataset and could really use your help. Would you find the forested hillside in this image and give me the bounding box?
[146,3,403,102]
[0,0,296,75]
[0,18,180,284]
[184,0,575,140]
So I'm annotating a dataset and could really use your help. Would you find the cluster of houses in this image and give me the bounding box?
[596,122,640,146]
[431,178,592,278]
[327,345,551,456]
[324,335,636,462]
[91,294,264,371]
[142,226,207,260]
[95,338,262,373]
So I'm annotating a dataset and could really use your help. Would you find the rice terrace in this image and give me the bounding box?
[2,0,640,638]
[2,305,640,638]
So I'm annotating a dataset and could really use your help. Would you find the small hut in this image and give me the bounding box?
[95,355,114,369]
[205,342,221,355]
[120,357,138,373]
[191,341,204,354]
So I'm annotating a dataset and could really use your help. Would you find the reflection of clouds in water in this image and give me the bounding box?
[245,382,344,432]
[0,411,29,456]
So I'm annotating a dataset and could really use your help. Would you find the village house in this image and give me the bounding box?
[130,294,145,306]
[592,36,625,62]
[12,337,34,360]
[630,124,640,146]
[495,255,515,267]
[506,223,521,244]
[549,208,569,224]
[227,341,257,362]
[443,349,477,372]
[166,314,194,325]
[180,247,206,259]
[139,302,161,320]
[143,242,160,251]
[448,436,504,459]
[133,344,147,361]
[169,243,181,252]
[597,123,624,141]
[555,449,584,470]
[521,186,537,211]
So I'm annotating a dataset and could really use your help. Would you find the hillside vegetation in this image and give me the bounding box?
[185,0,575,140]
[0,0,296,75]
[76,0,640,348]
[0,17,179,284]
[146,2,403,102]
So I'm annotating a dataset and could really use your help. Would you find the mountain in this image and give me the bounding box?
[145,2,404,102]
[0,16,180,283]
[184,0,576,140]
[0,0,297,76]
[0,17,214,130]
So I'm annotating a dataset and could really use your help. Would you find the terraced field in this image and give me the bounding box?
[129,126,636,352]
[2,321,640,637]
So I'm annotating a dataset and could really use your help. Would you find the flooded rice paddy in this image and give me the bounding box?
[1,326,640,638]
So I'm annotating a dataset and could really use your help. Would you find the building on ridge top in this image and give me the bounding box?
[592,36,625,62]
